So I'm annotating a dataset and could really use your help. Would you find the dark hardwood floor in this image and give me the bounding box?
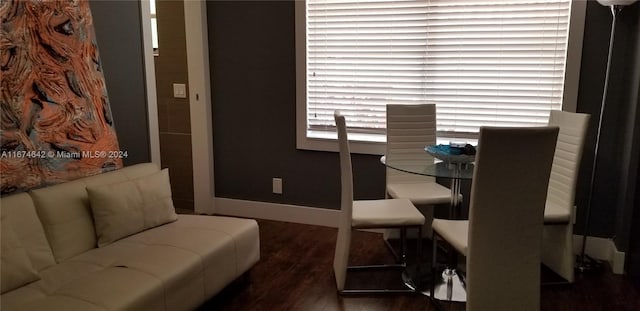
[198,219,640,311]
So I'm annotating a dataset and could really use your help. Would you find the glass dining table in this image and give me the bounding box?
[380,155,474,302]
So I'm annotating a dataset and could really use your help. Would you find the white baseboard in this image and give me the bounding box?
[215,198,626,274]
[214,197,340,228]
[572,235,625,274]
[611,247,626,275]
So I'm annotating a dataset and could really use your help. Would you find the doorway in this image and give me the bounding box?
[140,0,214,214]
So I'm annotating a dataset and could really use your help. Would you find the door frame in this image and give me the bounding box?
[139,0,215,214]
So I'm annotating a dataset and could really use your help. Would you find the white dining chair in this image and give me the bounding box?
[543,110,590,283]
[386,104,451,205]
[431,126,559,311]
[333,111,425,294]
[385,104,452,247]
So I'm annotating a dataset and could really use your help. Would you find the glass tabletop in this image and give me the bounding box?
[380,156,474,180]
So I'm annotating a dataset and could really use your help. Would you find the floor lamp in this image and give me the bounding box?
[577,0,638,272]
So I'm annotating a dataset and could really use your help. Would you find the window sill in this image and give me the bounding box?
[296,130,481,155]
[297,130,385,155]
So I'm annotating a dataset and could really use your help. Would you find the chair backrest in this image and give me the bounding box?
[546,110,590,210]
[466,126,559,311]
[386,104,437,185]
[333,111,353,291]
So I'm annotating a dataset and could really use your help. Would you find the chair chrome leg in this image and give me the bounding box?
[429,231,467,302]
[415,226,423,288]
[400,227,407,265]
[431,231,437,298]
[342,225,426,294]
[429,231,447,311]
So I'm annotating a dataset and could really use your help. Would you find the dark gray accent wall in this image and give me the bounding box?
[90,1,150,166]
[626,5,640,275]
[573,2,640,247]
[613,3,640,254]
[629,156,640,277]
[208,0,639,243]
[208,0,384,209]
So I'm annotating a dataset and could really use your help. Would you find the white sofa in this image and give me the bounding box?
[0,163,260,311]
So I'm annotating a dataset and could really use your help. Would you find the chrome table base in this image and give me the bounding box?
[428,162,468,302]
[402,264,467,302]
[431,268,467,302]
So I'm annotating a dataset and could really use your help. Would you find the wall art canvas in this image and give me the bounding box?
[1,0,123,195]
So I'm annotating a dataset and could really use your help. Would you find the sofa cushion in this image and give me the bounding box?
[29,179,103,262]
[8,295,106,311]
[134,169,178,229]
[0,213,260,311]
[54,267,164,311]
[67,241,147,268]
[1,244,142,310]
[170,215,261,277]
[5,251,167,311]
[0,285,47,311]
[29,164,161,262]
[124,215,260,296]
[86,180,145,247]
[87,169,177,247]
[30,261,104,296]
[1,215,40,293]
[110,245,205,311]
[0,193,55,271]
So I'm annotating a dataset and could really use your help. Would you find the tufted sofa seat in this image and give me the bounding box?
[0,163,260,311]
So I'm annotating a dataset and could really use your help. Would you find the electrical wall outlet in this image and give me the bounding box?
[272,178,283,194]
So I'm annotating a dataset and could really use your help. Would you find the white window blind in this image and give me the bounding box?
[305,0,571,139]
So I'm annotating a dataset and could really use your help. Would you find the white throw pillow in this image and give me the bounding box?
[87,169,177,247]
[1,215,40,293]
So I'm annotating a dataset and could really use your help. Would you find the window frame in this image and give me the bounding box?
[295,0,586,155]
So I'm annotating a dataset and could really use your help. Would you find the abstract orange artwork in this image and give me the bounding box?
[1,0,122,195]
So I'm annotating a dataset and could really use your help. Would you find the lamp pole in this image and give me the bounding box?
[577,0,637,272]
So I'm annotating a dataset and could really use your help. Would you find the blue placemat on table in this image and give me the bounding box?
[425,144,475,163]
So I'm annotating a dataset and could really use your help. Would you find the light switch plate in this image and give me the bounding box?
[173,83,187,98]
